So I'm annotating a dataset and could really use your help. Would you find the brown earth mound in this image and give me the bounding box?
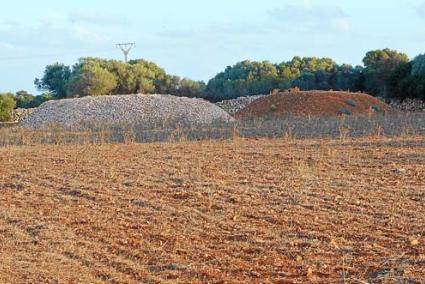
[236,91,393,119]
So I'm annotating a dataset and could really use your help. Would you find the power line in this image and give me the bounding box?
[116,43,135,63]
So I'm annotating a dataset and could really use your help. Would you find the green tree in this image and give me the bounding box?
[15,90,34,108]
[69,57,168,95]
[388,59,425,100]
[363,48,409,97]
[169,77,206,98]
[331,65,365,91]
[35,63,71,98]
[31,93,54,107]
[131,59,166,93]
[205,57,343,101]
[67,61,117,97]
[39,57,208,99]
[206,60,282,101]
[411,54,425,76]
[0,93,16,122]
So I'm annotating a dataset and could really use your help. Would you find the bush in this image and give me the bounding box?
[16,93,53,108]
[0,93,17,122]
[371,104,382,112]
[345,99,358,107]
[339,108,352,115]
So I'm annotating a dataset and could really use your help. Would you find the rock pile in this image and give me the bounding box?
[216,95,265,115]
[389,98,425,112]
[21,94,234,129]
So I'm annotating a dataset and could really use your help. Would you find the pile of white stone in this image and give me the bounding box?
[390,98,425,112]
[21,94,234,129]
[216,95,265,115]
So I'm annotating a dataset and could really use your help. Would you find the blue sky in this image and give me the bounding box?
[1,0,424,94]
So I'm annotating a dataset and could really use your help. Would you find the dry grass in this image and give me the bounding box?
[0,136,424,283]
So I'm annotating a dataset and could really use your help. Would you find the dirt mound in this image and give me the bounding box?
[235,91,393,119]
[21,94,234,129]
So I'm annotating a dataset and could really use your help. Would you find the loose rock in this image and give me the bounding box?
[390,98,425,112]
[21,94,235,129]
[216,95,265,115]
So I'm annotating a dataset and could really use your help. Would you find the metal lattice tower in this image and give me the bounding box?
[116,43,135,63]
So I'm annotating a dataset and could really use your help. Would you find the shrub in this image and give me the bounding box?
[0,93,17,122]
[371,104,381,112]
[345,99,358,107]
[339,108,352,115]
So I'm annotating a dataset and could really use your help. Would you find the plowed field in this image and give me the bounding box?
[0,137,424,283]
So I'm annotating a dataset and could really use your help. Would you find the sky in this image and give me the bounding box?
[0,0,424,94]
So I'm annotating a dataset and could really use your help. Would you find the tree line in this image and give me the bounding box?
[1,48,425,121]
[205,49,415,101]
[34,58,206,100]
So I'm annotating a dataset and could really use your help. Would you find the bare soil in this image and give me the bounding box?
[236,91,393,119]
[0,137,424,283]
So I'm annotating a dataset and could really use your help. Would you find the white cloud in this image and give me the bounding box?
[0,21,111,49]
[71,26,112,45]
[0,42,15,49]
[415,1,425,16]
[268,3,351,33]
[158,21,268,37]
[0,20,19,32]
[68,12,129,26]
[333,19,351,33]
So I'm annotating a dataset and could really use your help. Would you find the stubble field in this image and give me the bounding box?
[0,136,424,283]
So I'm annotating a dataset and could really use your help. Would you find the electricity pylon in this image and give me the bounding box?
[116,43,135,63]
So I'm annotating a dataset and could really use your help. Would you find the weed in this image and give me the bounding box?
[345,99,358,107]
[339,108,353,116]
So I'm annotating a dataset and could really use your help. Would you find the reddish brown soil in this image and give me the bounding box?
[236,91,393,119]
[0,137,424,283]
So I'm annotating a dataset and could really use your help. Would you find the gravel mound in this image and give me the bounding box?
[236,90,394,119]
[389,98,425,112]
[21,94,235,129]
[216,95,265,115]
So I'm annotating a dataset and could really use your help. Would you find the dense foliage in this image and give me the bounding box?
[205,57,367,101]
[35,58,206,99]
[387,54,425,100]
[362,49,410,97]
[2,48,425,107]
[206,50,413,102]
[0,93,16,122]
[34,63,71,98]
[14,90,53,109]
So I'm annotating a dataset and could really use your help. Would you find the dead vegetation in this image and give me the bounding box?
[1,112,425,148]
[0,136,424,283]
